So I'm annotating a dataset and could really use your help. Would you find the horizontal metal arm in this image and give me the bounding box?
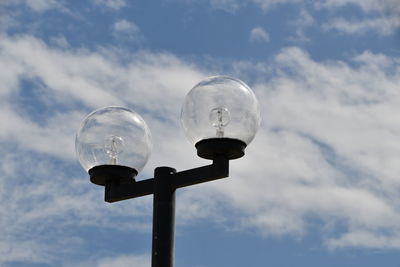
[105,155,229,203]
[171,155,229,189]
[105,178,154,203]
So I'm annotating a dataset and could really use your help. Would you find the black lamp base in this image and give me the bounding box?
[88,165,138,186]
[195,138,246,160]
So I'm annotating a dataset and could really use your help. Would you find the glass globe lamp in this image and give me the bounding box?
[75,106,152,185]
[181,76,261,160]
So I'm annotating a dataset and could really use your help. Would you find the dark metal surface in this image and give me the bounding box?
[105,178,153,202]
[172,155,229,188]
[195,138,246,160]
[96,154,231,267]
[152,167,176,267]
[88,165,137,186]
[104,155,229,202]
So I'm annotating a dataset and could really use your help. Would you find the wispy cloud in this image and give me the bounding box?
[113,19,141,40]
[317,0,400,35]
[179,47,400,249]
[250,26,270,43]
[316,0,399,14]
[92,0,127,10]
[25,0,62,12]
[0,0,63,12]
[2,30,400,264]
[208,0,302,12]
[288,8,314,42]
[96,254,150,267]
[202,0,400,36]
[0,33,205,264]
[322,16,400,36]
[0,0,66,32]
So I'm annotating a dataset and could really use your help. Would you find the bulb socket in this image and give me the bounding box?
[88,165,138,186]
[195,138,246,160]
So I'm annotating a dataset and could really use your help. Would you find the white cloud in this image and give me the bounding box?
[0,0,65,32]
[50,35,70,48]
[222,0,400,15]
[0,0,63,12]
[180,47,400,249]
[113,19,140,40]
[96,254,150,267]
[239,47,400,245]
[252,0,301,10]
[114,20,138,32]
[288,8,314,42]
[326,231,400,249]
[250,26,270,43]
[317,0,400,35]
[0,241,50,264]
[0,34,205,264]
[25,0,62,12]
[208,0,242,12]
[210,0,301,12]
[2,31,400,264]
[316,0,399,14]
[203,0,400,36]
[92,0,127,10]
[323,16,400,36]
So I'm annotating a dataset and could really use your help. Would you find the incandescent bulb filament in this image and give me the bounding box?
[104,135,124,164]
[209,107,230,137]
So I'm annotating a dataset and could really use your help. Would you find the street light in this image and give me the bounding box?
[75,76,261,267]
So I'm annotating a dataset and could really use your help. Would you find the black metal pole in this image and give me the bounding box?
[152,166,176,267]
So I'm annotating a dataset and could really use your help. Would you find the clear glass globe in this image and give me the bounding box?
[181,76,261,145]
[75,106,152,172]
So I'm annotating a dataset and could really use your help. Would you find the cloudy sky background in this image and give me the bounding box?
[1,0,400,266]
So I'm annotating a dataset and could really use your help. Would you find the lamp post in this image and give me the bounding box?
[75,76,261,267]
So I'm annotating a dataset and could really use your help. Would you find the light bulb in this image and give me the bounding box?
[181,76,260,146]
[76,106,152,173]
[209,107,230,137]
[104,135,124,164]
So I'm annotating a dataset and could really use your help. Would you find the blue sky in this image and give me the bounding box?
[1,0,400,266]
